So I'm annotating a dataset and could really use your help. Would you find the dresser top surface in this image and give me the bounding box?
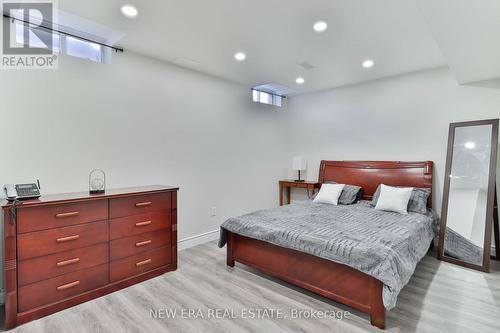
[1,185,179,208]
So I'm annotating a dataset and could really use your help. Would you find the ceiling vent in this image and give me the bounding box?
[298,61,316,70]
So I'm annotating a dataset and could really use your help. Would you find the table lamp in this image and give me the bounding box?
[292,156,306,182]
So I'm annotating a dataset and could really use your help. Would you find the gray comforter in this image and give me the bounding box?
[218,200,438,309]
[444,227,483,265]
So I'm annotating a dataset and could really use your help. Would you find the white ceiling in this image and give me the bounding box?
[416,0,500,85]
[55,0,496,93]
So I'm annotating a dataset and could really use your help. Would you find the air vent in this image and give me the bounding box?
[172,57,201,68]
[298,61,316,70]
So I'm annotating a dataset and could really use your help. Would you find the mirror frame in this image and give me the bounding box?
[438,118,499,272]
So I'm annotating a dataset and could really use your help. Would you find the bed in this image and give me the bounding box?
[219,161,435,329]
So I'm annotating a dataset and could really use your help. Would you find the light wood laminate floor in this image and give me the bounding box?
[3,241,500,333]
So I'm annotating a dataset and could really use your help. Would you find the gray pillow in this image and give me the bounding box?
[370,185,431,214]
[315,182,363,205]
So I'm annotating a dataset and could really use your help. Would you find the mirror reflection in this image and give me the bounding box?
[443,124,492,266]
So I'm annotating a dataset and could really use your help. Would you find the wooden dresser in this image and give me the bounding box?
[1,185,178,329]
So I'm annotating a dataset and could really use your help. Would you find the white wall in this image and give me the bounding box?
[0,52,290,291]
[284,67,500,209]
[2,59,500,296]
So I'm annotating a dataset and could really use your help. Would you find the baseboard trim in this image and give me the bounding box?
[178,229,219,251]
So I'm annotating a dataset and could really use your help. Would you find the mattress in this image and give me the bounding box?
[219,200,438,309]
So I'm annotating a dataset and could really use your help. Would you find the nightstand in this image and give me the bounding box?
[279,180,321,206]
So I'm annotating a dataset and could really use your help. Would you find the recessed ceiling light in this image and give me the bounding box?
[464,141,476,149]
[121,4,138,18]
[234,52,246,61]
[296,77,305,85]
[313,21,328,33]
[362,59,374,68]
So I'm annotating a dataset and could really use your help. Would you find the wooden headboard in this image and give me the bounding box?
[318,161,434,207]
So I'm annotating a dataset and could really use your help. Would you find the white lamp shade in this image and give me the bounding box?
[292,156,307,171]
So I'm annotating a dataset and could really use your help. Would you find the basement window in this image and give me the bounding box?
[65,36,103,63]
[14,20,106,63]
[252,89,284,107]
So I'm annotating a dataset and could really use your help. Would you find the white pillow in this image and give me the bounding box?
[313,183,345,205]
[374,184,413,214]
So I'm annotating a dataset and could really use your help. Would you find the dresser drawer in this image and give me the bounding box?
[109,192,171,219]
[110,210,171,240]
[18,263,108,312]
[110,229,171,260]
[17,220,109,260]
[110,246,171,282]
[18,243,109,286]
[17,200,108,234]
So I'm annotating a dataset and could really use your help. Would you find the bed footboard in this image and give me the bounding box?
[226,231,385,329]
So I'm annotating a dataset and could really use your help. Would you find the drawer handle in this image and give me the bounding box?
[57,280,80,291]
[56,211,80,218]
[135,220,152,227]
[57,258,80,267]
[135,240,152,247]
[56,235,80,243]
[135,201,152,207]
[136,259,152,267]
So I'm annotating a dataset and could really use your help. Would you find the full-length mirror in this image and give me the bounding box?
[439,119,499,272]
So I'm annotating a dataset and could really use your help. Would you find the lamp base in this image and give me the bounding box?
[294,170,305,183]
[89,190,105,195]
